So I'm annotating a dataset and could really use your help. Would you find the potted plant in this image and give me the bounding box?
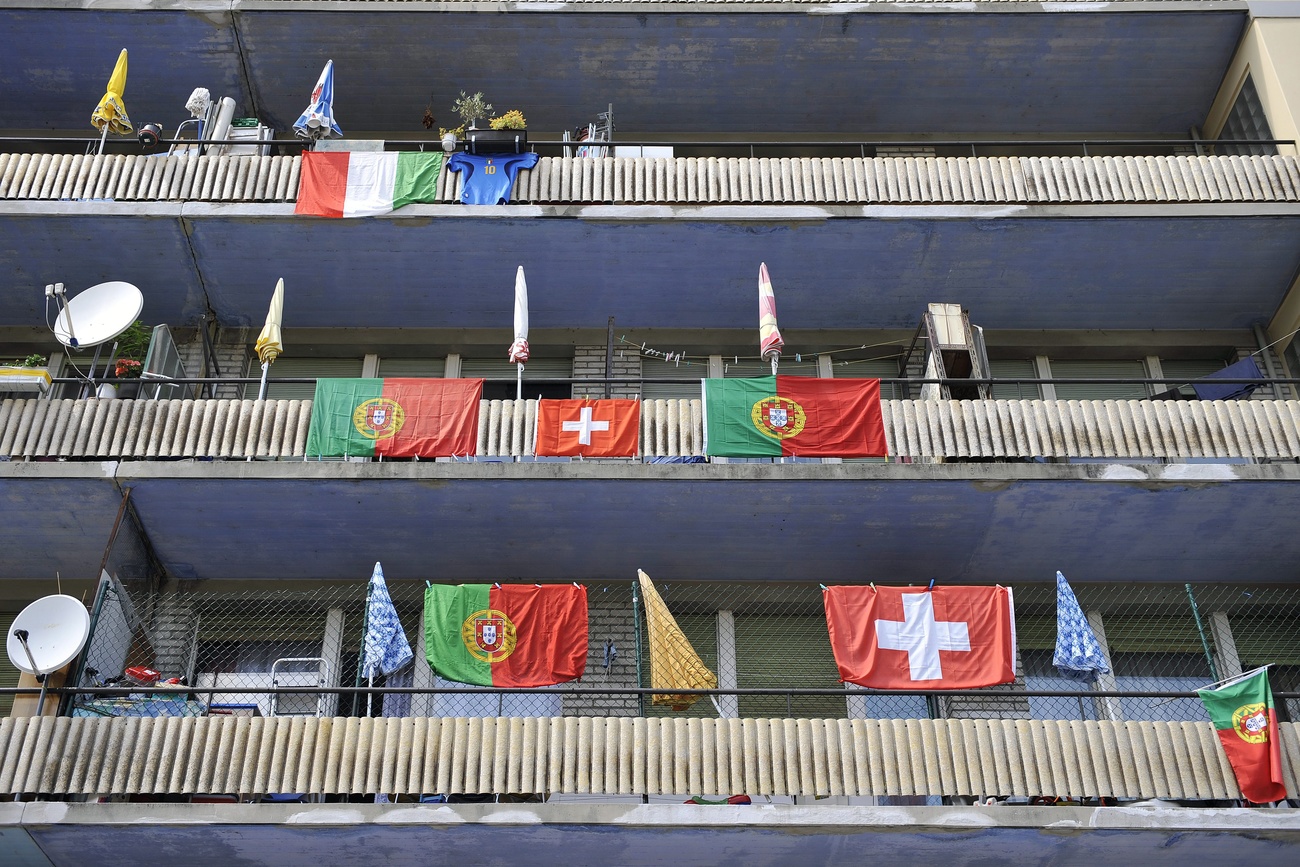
[452,91,493,132]
[105,320,152,398]
[0,353,52,394]
[447,91,528,155]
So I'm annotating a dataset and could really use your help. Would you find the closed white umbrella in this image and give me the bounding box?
[507,266,530,399]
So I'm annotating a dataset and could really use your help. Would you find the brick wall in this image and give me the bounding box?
[572,344,641,399]
[565,586,641,717]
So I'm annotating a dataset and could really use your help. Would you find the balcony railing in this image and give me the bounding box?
[2,151,1297,207]
[2,396,1299,461]
[4,576,1299,801]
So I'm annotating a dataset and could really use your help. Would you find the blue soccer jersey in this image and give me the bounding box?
[447,152,540,205]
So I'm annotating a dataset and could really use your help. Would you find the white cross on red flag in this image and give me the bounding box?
[823,585,1017,690]
[535,399,640,457]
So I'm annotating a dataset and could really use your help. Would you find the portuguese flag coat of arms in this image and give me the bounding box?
[1197,666,1288,803]
[305,378,483,457]
[702,376,887,457]
[423,583,589,687]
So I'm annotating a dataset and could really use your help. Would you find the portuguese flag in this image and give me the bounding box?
[702,376,887,457]
[1197,667,1288,803]
[305,378,483,458]
[423,583,589,687]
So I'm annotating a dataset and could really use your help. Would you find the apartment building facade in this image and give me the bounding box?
[2,1,1300,862]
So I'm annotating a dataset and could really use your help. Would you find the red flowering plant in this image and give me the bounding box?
[114,358,142,378]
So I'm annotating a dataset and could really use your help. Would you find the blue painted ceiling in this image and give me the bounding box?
[0,10,1246,136]
[2,211,1298,334]
[4,466,1299,585]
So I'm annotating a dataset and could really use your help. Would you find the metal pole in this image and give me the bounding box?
[630,579,644,717]
[1185,583,1219,682]
[605,316,615,399]
[257,361,269,401]
[516,363,523,401]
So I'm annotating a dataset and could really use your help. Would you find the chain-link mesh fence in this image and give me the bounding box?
[66,577,1300,723]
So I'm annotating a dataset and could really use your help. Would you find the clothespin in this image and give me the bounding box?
[819,583,828,591]
[426,580,432,588]
[573,582,580,588]
[494,582,501,589]
[870,582,876,592]
[927,579,935,591]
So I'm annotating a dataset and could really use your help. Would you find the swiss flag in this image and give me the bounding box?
[823,585,1016,690]
[535,399,640,457]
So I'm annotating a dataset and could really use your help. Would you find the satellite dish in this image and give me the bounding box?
[52,281,143,349]
[6,594,91,676]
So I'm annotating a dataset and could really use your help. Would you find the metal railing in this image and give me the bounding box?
[33,577,1299,725]
[0,135,1292,159]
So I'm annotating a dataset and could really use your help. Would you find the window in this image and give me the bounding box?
[460,357,572,401]
[1158,359,1234,399]
[244,356,364,400]
[377,357,446,378]
[1218,76,1276,156]
[0,612,19,716]
[1047,359,1149,401]
[735,613,844,718]
[1102,612,1215,721]
[988,358,1039,400]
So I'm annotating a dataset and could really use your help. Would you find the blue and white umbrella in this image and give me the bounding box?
[294,60,342,140]
[1053,571,1110,681]
[361,561,412,680]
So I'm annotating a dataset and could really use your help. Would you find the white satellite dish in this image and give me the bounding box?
[6,594,91,676]
[52,281,143,349]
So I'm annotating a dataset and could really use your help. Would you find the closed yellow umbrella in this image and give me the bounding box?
[254,278,284,400]
[637,570,718,711]
[91,49,133,151]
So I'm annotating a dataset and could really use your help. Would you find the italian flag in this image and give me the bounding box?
[1198,667,1288,803]
[295,151,443,217]
[702,376,888,457]
[304,378,482,458]
[423,584,589,687]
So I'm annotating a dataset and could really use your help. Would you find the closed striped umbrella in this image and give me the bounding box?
[758,262,784,374]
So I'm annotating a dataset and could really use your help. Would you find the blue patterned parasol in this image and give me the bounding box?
[1053,571,1110,681]
[361,561,412,679]
[294,60,342,140]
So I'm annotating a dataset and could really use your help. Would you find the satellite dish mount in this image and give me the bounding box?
[45,280,144,393]
[7,594,92,715]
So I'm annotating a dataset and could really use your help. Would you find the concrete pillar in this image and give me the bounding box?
[1210,611,1243,681]
[1086,610,1124,722]
[716,610,738,719]
[320,608,345,717]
